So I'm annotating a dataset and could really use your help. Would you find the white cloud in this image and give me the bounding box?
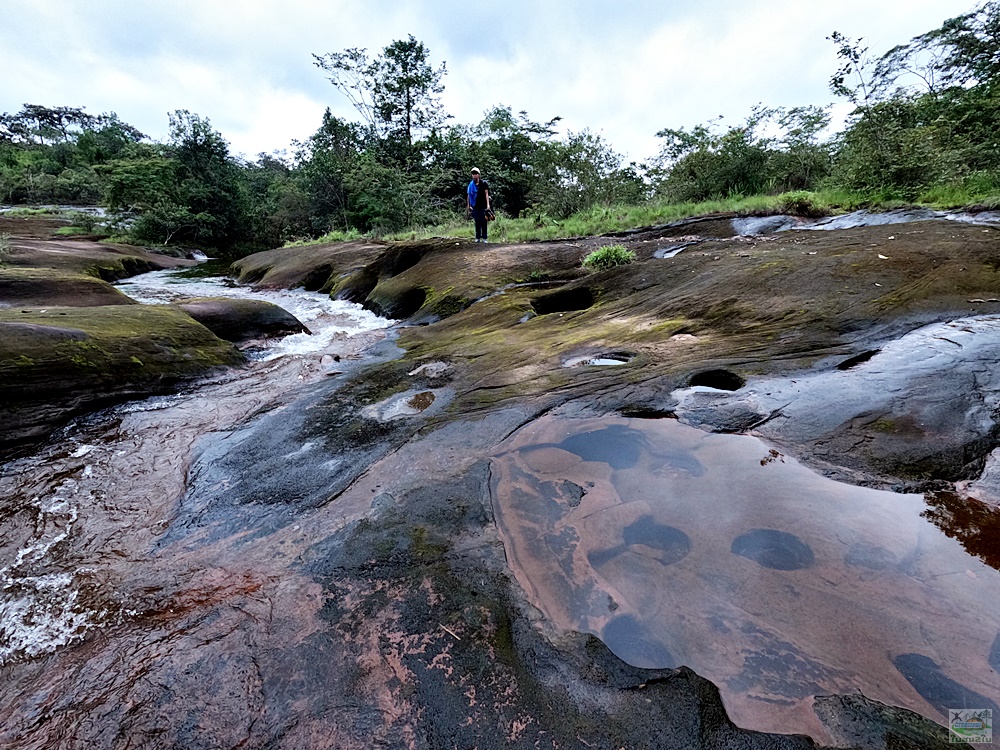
[1,0,978,161]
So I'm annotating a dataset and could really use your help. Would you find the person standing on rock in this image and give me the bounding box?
[467,167,491,243]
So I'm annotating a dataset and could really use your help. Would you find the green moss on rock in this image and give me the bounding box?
[0,267,137,307]
[0,306,243,450]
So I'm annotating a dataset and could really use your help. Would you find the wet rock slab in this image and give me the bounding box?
[673,316,1000,484]
[0,267,138,307]
[489,414,1000,737]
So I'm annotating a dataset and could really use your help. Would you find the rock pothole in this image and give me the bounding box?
[731,529,815,571]
[530,287,595,315]
[836,349,880,370]
[688,369,745,391]
[563,351,635,367]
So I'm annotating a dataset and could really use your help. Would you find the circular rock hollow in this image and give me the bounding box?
[623,516,692,565]
[556,424,645,469]
[844,543,897,570]
[836,349,880,371]
[601,614,676,669]
[366,287,427,319]
[563,352,635,368]
[688,369,745,391]
[530,287,595,315]
[731,529,815,571]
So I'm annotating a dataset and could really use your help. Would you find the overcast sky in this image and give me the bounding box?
[2,0,977,164]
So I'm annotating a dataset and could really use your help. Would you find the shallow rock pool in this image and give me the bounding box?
[490,414,1000,739]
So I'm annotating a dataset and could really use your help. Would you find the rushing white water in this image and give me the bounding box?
[0,267,393,665]
[115,267,393,361]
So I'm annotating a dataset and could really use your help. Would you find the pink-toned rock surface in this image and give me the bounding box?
[490,414,1000,739]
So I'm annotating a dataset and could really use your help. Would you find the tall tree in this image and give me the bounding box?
[313,35,448,148]
[873,2,1000,91]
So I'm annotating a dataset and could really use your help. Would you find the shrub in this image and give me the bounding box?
[777,191,827,218]
[582,244,635,271]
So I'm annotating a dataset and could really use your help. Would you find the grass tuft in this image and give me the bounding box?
[582,244,635,271]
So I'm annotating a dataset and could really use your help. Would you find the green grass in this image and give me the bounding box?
[284,228,364,246]
[918,172,1000,209]
[0,232,11,265]
[582,244,635,271]
[0,207,61,217]
[377,190,857,244]
[278,183,1000,251]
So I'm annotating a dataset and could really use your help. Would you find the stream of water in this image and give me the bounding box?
[0,267,392,667]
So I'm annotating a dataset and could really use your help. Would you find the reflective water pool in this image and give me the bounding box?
[490,415,1000,739]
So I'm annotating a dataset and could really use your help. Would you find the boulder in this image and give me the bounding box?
[171,297,309,342]
[0,306,243,451]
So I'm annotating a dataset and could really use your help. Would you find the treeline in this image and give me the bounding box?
[1,5,998,255]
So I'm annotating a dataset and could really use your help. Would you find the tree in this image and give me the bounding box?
[313,35,448,150]
[102,111,250,251]
[771,106,833,190]
[294,109,365,232]
[873,2,1000,91]
[468,106,562,217]
[0,104,96,147]
[651,108,777,201]
[827,9,1000,197]
[532,130,646,218]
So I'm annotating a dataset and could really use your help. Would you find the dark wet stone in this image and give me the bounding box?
[557,424,644,469]
[620,407,677,419]
[844,543,897,570]
[814,693,951,749]
[989,632,1000,672]
[365,286,426,319]
[537,480,586,507]
[0,321,89,342]
[727,622,835,700]
[0,269,136,307]
[173,297,309,342]
[601,614,676,669]
[731,529,815,571]
[623,516,691,565]
[892,653,999,716]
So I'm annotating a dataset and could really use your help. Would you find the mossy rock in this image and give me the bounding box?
[2,234,193,280]
[0,267,137,307]
[230,240,388,290]
[0,306,243,450]
[171,297,309,342]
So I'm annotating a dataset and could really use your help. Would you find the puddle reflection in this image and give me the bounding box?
[490,415,1000,737]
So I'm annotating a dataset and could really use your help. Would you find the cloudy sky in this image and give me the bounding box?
[2,0,977,163]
